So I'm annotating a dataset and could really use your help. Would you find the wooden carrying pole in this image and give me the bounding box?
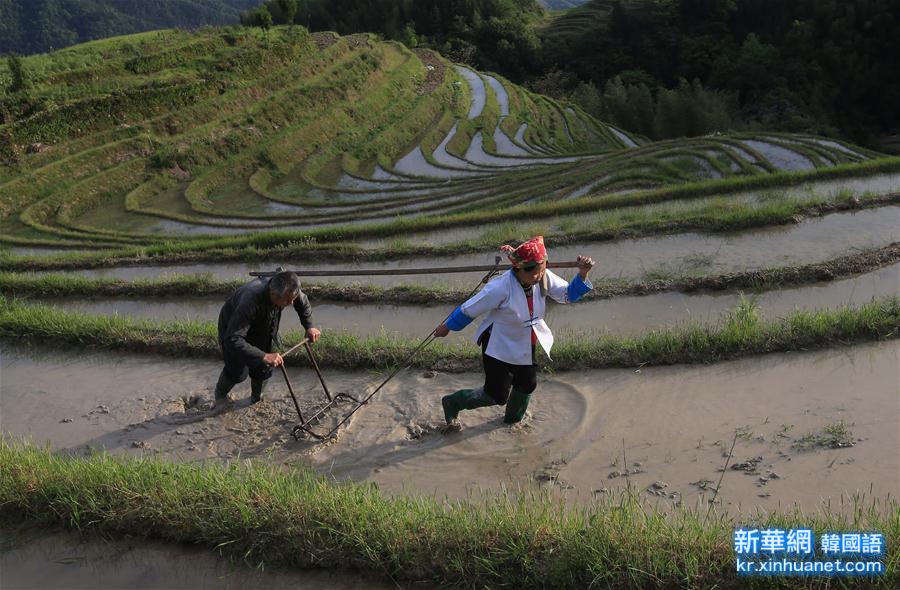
[250,261,582,278]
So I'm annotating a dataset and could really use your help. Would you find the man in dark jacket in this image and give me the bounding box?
[214,271,320,406]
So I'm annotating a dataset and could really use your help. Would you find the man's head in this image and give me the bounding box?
[268,271,301,308]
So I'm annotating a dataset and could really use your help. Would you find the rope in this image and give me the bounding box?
[322,259,503,438]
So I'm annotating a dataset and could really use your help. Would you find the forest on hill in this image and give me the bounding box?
[2,0,896,147]
[243,0,899,146]
[0,0,258,55]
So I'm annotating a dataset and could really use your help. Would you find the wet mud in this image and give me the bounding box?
[0,526,397,590]
[2,341,896,513]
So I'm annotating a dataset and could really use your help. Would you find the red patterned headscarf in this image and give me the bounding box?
[500,236,548,266]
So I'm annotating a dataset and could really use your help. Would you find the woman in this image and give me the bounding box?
[434,236,594,431]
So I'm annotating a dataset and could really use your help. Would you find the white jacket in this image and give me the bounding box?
[459,269,590,365]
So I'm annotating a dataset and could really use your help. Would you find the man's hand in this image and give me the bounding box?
[434,323,450,337]
[576,255,595,279]
[306,327,321,343]
[263,352,284,367]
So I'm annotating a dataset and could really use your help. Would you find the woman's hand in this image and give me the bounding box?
[434,323,450,337]
[577,255,595,279]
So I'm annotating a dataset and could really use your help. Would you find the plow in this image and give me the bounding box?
[257,258,585,441]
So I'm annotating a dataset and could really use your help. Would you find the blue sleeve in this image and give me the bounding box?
[445,306,474,331]
[566,274,592,303]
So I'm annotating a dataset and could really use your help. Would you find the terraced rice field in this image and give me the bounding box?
[540,0,624,47]
[1,25,898,588]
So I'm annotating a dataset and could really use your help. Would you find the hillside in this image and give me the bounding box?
[0,0,258,55]
[537,0,900,145]
[0,25,886,254]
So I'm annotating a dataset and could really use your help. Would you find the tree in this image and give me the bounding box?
[255,5,273,39]
[277,0,298,26]
[398,22,417,48]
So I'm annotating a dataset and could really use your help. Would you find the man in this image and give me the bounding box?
[434,236,594,431]
[214,270,321,406]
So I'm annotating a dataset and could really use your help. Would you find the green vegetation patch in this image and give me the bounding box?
[2,172,896,272]
[1,296,897,372]
[793,421,857,451]
[1,441,896,588]
[1,242,896,303]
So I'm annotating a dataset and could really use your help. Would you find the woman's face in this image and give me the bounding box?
[515,260,546,286]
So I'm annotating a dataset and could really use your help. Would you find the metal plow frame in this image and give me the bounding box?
[279,339,359,441]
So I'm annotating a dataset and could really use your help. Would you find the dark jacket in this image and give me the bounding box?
[218,278,314,365]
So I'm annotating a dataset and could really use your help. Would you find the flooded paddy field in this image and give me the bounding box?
[360,173,900,248]
[2,341,896,513]
[0,526,396,590]
[32,261,900,338]
[61,205,900,287]
[32,298,471,344]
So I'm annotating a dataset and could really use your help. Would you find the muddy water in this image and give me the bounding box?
[393,145,484,178]
[466,131,583,167]
[0,344,379,459]
[370,163,414,181]
[34,262,900,339]
[386,173,900,246]
[514,124,544,154]
[547,262,900,336]
[1,341,896,513]
[493,124,531,156]
[7,246,90,256]
[34,298,470,344]
[0,528,395,590]
[66,206,900,287]
[741,140,814,171]
[465,131,531,167]
[454,65,486,120]
[269,165,435,198]
[609,126,638,148]
[431,122,485,170]
[809,138,865,158]
[560,109,574,144]
[148,219,252,236]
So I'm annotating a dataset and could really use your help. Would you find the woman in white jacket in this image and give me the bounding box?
[434,236,594,431]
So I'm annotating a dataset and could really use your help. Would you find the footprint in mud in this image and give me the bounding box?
[533,457,575,490]
[406,421,446,438]
[406,412,536,440]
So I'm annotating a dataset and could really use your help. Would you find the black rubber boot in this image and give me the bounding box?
[503,388,532,424]
[250,378,267,403]
[214,370,236,404]
[441,387,495,424]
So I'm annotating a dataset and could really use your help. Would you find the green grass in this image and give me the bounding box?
[2,175,895,271]
[1,440,895,588]
[793,421,857,451]
[1,242,896,303]
[0,295,896,372]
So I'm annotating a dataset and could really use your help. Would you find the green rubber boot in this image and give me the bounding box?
[250,378,267,403]
[503,388,532,424]
[441,387,495,423]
